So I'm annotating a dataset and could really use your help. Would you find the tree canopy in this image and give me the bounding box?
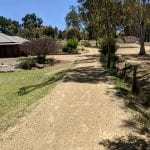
[65,6,80,30]
[22,13,43,29]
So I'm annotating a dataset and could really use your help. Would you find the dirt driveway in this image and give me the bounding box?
[0,48,149,150]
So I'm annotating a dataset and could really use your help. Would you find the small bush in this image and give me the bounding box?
[67,38,78,50]
[81,41,91,47]
[62,44,69,53]
[99,37,117,56]
[18,56,56,70]
[18,58,36,70]
[62,38,78,53]
[20,38,56,60]
[37,55,46,64]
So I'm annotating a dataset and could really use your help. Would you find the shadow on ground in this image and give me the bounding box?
[99,135,150,150]
[105,80,150,135]
[63,66,107,83]
[115,87,150,134]
[63,54,108,83]
[18,69,70,96]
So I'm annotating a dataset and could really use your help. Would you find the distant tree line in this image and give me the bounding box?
[0,13,65,40]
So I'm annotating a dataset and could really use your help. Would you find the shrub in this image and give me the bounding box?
[18,58,36,70]
[62,38,78,53]
[37,55,46,64]
[99,37,117,56]
[20,38,56,64]
[62,44,69,53]
[67,38,78,50]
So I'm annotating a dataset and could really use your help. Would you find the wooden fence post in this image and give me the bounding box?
[123,63,127,79]
[132,65,138,93]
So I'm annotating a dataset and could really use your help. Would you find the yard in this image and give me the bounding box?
[0,63,72,133]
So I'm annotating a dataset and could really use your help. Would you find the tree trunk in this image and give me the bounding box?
[132,66,138,93]
[139,21,146,55]
[139,0,146,55]
[148,33,150,42]
[106,1,111,68]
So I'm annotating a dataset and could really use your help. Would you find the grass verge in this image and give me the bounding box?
[0,64,72,133]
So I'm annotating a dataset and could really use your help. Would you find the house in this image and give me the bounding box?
[0,32,28,58]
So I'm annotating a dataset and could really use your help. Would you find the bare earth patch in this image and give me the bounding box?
[0,48,149,150]
[117,43,150,55]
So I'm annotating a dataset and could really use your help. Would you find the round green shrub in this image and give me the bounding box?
[62,38,78,53]
[18,58,36,70]
[99,37,117,56]
[67,38,78,50]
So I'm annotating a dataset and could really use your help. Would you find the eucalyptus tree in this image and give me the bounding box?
[65,5,80,30]
[123,0,150,55]
[22,13,43,29]
[0,16,20,35]
[139,0,150,55]
[78,0,103,40]
[78,0,122,67]
[138,0,147,55]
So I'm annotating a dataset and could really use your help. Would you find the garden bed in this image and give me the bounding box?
[0,56,70,72]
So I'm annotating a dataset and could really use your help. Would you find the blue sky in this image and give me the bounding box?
[0,0,77,30]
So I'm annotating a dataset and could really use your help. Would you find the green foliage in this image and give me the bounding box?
[42,26,58,39]
[18,56,56,70]
[100,53,119,68]
[66,28,81,40]
[63,38,78,53]
[65,5,80,29]
[0,16,20,35]
[99,37,117,56]
[37,55,46,64]
[20,28,41,39]
[67,38,78,50]
[62,44,69,52]
[22,13,43,29]
[18,58,36,70]
[78,0,122,40]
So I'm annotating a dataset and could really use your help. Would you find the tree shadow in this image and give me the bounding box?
[115,86,150,132]
[99,135,150,150]
[63,66,108,83]
[74,57,98,64]
[61,53,108,83]
[18,69,70,96]
[105,80,150,135]
[115,87,149,116]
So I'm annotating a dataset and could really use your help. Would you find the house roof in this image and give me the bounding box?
[0,32,28,45]
[12,36,29,43]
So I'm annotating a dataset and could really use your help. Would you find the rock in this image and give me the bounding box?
[35,63,44,69]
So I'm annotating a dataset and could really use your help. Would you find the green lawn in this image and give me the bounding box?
[0,65,71,133]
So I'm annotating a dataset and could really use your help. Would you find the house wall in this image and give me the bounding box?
[0,45,26,58]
